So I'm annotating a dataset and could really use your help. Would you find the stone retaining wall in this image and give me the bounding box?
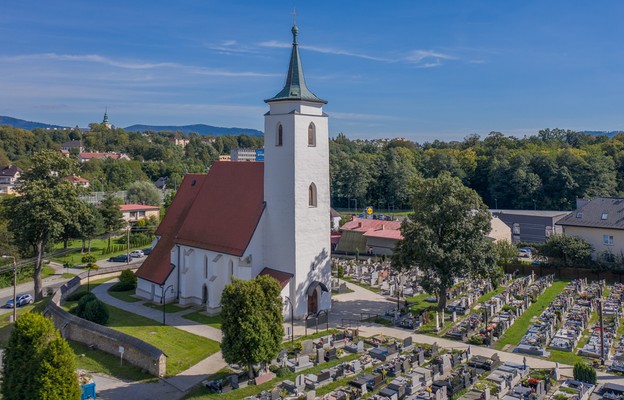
[44,265,167,376]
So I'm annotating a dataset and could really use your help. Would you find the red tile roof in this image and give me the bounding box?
[363,228,404,240]
[340,217,402,232]
[175,162,265,255]
[136,174,206,284]
[120,204,161,212]
[136,163,265,284]
[259,267,293,289]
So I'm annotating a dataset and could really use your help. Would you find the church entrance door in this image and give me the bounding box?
[307,289,318,314]
[202,284,208,305]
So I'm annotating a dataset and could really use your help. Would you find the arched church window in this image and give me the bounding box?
[309,183,317,207]
[204,256,208,279]
[228,260,234,283]
[276,124,283,146]
[308,122,316,146]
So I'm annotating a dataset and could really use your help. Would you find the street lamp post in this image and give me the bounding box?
[161,284,174,325]
[2,255,17,322]
[284,296,294,344]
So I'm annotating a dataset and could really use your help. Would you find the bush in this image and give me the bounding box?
[469,336,485,345]
[119,269,137,288]
[65,290,91,302]
[109,282,136,292]
[573,362,597,384]
[79,298,110,325]
[74,292,97,316]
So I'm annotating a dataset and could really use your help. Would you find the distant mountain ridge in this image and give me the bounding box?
[0,116,68,130]
[0,115,263,137]
[124,124,263,137]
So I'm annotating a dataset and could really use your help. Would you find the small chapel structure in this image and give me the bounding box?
[135,23,331,318]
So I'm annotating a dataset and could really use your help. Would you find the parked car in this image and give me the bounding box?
[108,254,130,262]
[130,250,145,258]
[142,247,153,255]
[4,293,34,308]
[518,247,533,258]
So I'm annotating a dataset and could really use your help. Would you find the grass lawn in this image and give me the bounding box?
[70,341,155,382]
[495,280,569,350]
[105,304,220,376]
[184,353,360,400]
[182,311,223,329]
[406,293,437,315]
[107,289,142,303]
[52,238,151,264]
[143,301,189,313]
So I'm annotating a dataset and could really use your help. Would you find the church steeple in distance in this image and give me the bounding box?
[102,108,112,129]
[265,24,327,104]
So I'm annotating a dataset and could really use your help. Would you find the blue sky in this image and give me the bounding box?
[2,1,624,141]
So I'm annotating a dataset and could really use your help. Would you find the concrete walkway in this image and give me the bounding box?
[91,281,227,398]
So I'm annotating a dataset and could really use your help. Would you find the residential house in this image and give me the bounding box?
[169,137,190,147]
[120,204,160,223]
[0,165,22,195]
[64,174,90,188]
[556,197,624,258]
[61,140,84,153]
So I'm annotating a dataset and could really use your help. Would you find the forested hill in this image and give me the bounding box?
[330,128,624,212]
[0,116,68,130]
[124,124,262,137]
[2,124,624,212]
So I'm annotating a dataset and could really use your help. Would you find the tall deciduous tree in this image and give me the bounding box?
[0,150,83,300]
[221,275,284,378]
[99,193,126,251]
[392,173,498,310]
[2,313,80,399]
[126,180,162,206]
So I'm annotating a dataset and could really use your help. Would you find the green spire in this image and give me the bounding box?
[103,109,109,124]
[265,24,327,104]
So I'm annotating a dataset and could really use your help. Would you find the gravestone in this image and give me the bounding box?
[452,311,457,322]
[325,348,338,362]
[403,358,412,373]
[302,340,314,355]
[357,341,365,353]
[307,390,316,400]
[352,359,362,373]
[418,350,425,366]
[432,342,439,357]
[271,388,281,400]
[316,348,325,365]
[388,343,398,355]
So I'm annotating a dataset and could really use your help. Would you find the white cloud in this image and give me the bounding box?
[405,50,455,63]
[0,53,274,77]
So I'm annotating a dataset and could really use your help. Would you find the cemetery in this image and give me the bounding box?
[200,327,581,400]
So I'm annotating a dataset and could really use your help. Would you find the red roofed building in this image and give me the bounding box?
[64,174,90,188]
[336,217,403,256]
[119,204,161,223]
[135,24,331,318]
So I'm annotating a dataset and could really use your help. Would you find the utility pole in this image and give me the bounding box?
[2,255,17,322]
[126,225,130,264]
[599,297,605,365]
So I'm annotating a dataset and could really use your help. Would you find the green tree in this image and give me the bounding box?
[573,362,597,384]
[0,150,83,300]
[2,313,80,399]
[495,240,518,263]
[99,193,126,251]
[80,203,104,253]
[542,234,593,267]
[392,173,498,310]
[126,180,162,206]
[221,275,284,378]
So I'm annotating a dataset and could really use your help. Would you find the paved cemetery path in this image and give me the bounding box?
[298,281,624,386]
[91,280,227,399]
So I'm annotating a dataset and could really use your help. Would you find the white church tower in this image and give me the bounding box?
[263,24,331,318]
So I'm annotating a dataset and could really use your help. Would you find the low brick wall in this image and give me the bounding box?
[44,265,167,376]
